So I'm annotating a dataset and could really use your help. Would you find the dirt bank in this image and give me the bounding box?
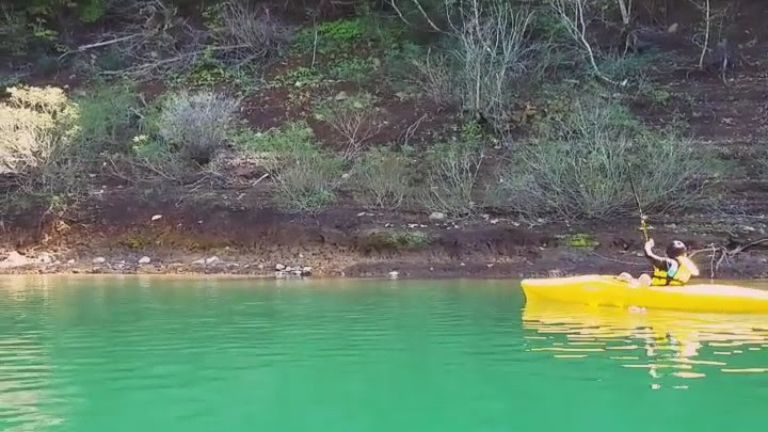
[2,190,768,279]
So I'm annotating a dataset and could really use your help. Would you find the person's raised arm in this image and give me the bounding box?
[644,239,671,270]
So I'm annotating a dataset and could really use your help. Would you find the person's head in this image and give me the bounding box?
[666,240,687,258]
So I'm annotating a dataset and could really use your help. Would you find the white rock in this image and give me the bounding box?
[429,212,446,221]
[92,257,106,264]
[39,253,53,265]
[138,256,152,265]
[388,271,399,280]
[275,264,286,271]
[257,264,265,270]
[67,259,76,265]
[151,214,163,222]
[335,91,349,101]
[301,266,313,275]
[192,258,206,266]
[0,251,33,269]
[205,256,221,265]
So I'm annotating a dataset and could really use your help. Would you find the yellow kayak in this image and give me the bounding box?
[521,275,768,314]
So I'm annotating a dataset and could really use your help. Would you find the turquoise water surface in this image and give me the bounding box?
[0,276,767,432]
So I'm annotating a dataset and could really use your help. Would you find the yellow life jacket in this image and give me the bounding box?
[651,256,698,286]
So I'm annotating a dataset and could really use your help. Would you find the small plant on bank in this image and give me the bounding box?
[353,146,414,209]
[423,123,486,215]
[314,93,381,160]
[157,91,240,164]
[273,153,344,212]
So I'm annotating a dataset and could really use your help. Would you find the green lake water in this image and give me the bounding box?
[1,276,767,432]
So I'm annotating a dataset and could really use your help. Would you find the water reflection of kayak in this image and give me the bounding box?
[521,275,768,313]
[522,301,768,378]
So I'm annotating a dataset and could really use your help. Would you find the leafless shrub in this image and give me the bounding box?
[158,91,240,163]
[411,50,459,108]
[218,1,295,60]
[551,0,616,83]
[315,93,382,160]
[399,0,534,130]
[424,139,484,215]
[353,147,414,209]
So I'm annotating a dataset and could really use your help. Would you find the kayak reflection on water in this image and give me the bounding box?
[618,238,700,288]
[522,301,768,385]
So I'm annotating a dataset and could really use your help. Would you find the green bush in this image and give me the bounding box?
[157,91,240,164]
[75,84,139,154]
[353,147,413,209]
[274,153,344,212]
[494,95,709,220]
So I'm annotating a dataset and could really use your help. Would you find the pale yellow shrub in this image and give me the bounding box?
[0,86,79,175]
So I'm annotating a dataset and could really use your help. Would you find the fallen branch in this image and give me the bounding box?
[691,237,768,280]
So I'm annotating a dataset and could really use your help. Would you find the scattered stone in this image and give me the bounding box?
[429,212,446,221]
[302,266,313,276]
[138,256,152,265]
[92,257,106,265]
[151,214,163,222]
[490,219,499,225]
[257,264,265,270]
[275,263,286,271]
[388,271,399,280]
[67,259,76,265]
[357,212,367,217]
[341,173,351,180]
[205,256,221,266]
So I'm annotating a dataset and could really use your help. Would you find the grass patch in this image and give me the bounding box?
[363,230,432,252]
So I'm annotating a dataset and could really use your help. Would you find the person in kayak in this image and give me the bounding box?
[620,239,700,287]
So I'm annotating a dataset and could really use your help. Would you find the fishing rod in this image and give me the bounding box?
[626,162,649,241]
